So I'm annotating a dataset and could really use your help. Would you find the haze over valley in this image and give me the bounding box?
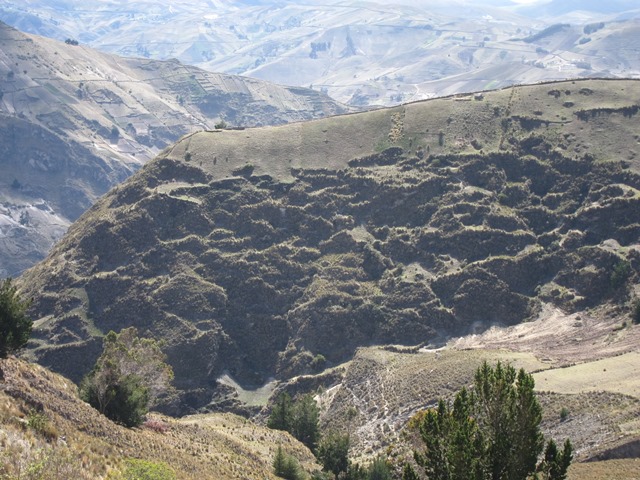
[2,0,640,106]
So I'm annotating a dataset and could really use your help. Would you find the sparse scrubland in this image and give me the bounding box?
[0,21,347,277]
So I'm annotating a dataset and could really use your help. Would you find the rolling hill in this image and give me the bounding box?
[0,21,348,277]
[17,78,640,421]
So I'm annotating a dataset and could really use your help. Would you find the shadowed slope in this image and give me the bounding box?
[18,79,640,413]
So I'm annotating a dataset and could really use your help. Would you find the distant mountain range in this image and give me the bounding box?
[1,1,639,106]
[0,21,347,277]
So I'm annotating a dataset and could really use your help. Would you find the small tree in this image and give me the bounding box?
[80,327,174,427]
[273,445,304,480]
[537,439,573,480]
[0,278,32,358]
[317,432,350,479]
[413,361,572,480]
[292,394,320,451]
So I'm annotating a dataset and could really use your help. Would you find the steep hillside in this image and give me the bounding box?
[0,356,319,479]
[0,21,348,276]
[2,1,639,106]
[18,79,640,415]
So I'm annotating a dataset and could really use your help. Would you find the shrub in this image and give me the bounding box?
[80,328,174,427]
[631,298,640,325]
[121,459,176,480]
[26,409,58,441]
[367,457,392,480]
[610,260,631,290]
[560,407,569,421]
[311,354,326,371]
[0,278,32,358]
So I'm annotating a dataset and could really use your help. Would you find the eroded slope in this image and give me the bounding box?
[18,79,640,413]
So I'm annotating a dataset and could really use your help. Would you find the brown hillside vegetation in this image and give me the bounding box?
[0,356,318,479]
[17,78,640,416]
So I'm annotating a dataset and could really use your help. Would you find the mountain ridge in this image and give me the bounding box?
[2,1,639,106]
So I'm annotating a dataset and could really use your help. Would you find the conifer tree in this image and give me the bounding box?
[273,445,303,480]
[317,432,350,478]
[292,393,320,451]
[413,361,572,480]
[268,392,294,432]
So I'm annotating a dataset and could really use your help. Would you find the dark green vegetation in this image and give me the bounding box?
[80,327,174,427]
[18,79,640,413]
[268,392,321,451]
[410,362,572,480]
[273,445,305,480]
[0,278,32,358]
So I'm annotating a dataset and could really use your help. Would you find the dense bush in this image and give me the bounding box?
[610,260,631,290]
[0,278,32,358]
[83,373,149,427]
[80,328,173,427]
